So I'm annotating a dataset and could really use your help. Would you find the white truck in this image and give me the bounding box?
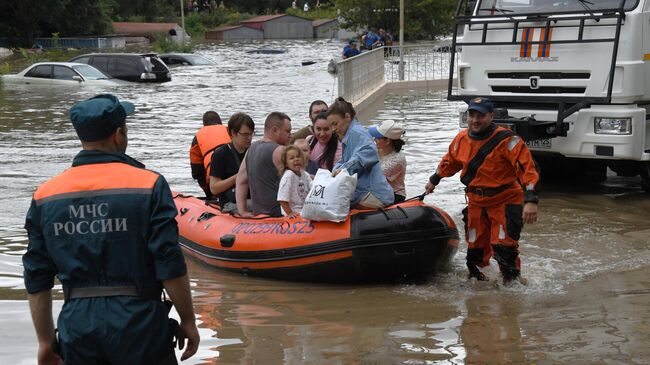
[448,0,650,192]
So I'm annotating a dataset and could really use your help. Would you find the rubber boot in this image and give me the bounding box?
[466,262,488,281]
[466,248,488,280]
[492,244,521,285]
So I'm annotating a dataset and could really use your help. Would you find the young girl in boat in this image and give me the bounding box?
[277,145,313,218]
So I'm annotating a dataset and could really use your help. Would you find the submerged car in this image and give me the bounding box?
[159,53,215,66]
[1,62,129,86]
[69,53,171,83]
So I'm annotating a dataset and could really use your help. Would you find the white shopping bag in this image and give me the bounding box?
[301,168,358,222]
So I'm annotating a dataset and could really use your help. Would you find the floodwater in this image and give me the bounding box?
[1,40,650,364]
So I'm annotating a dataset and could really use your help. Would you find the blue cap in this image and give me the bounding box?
[69,94,135,142]
[467,97,493,114]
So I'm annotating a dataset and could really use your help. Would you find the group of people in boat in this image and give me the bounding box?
[190,97,407,218]
[190,96,541,286]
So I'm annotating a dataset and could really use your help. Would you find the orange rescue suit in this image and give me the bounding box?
[430,124,539,279]
[189,125,231,195]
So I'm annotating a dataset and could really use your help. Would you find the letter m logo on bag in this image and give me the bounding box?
[309,185,326,199]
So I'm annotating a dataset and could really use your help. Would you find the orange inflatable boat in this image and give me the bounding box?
[174,193,459,283]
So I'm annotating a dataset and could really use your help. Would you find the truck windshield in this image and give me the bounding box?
[476,0,639,16]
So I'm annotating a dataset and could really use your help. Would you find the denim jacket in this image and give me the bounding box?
[335,119,394,206]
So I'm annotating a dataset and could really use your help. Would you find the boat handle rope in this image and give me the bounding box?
[404,193,426,202]
[197,212,216,222]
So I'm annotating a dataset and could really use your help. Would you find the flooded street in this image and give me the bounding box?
[1,40,649,364]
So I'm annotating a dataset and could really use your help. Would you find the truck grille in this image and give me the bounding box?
[491,86,586,94]
[487,72,590,79]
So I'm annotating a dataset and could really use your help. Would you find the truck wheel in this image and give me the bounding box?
[585,165,607,183]
[640,162,650,193]
[609,161,640,177]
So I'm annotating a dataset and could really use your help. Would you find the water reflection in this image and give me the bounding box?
[187,257,466,364]
[460,296,526,365]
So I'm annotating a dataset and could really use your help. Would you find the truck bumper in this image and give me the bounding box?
[509,104,650,161]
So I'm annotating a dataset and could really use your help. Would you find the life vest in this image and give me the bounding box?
[195,125,231,182]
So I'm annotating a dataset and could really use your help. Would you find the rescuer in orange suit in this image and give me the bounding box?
[424,97,539,285]
[189,111,231,198]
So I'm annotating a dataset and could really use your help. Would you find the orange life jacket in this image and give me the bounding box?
[195,125,231,183]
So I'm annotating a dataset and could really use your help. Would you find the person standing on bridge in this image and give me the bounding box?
[23,94,199,364]
[424,97,540,285]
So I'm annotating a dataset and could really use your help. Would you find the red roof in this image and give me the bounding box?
[208,25,262,32]
[112,22,182,35]
[312,19,337,27]
[211,25,245,32]
[240,14,287,23]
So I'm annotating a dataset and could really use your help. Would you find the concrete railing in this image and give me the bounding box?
[337,47,385,105]
[337,44,457,105]
[336,44,458,121]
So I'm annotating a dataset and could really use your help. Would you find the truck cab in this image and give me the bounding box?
[448,0,650,192]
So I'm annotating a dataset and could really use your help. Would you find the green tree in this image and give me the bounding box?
[0,0,69,47]
[285,3,337,20]
[333,0,456,40]
[49,0,113,38]
[0,0,114,47]
[108,0,178,21]
[223,0,290,14]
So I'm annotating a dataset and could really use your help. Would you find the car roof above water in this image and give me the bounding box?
[28,62,92,67]
[72,53,161,57]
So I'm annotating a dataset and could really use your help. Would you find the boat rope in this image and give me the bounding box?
[404,193,426,202]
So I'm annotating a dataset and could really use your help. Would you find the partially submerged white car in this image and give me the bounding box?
[1,62,131,86]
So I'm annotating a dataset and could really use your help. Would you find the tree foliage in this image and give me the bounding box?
[333,0,456,40]
[46,0,113,38]
[0,0,179,47]
[0,0,69,47]
[0,0,450,47]
[227,0,291,13]
[109,0,179,21]
[285,4,337,20]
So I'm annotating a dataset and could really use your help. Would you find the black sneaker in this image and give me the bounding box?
[468,271,489,281]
